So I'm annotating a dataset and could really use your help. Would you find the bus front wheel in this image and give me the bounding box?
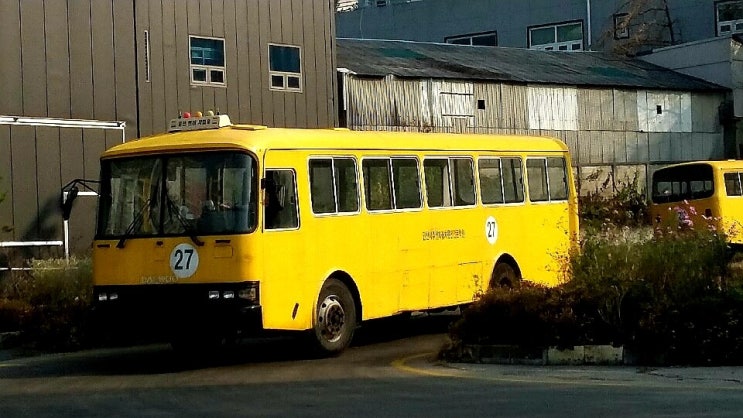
[491,262,520,288]
[312,278,356,356]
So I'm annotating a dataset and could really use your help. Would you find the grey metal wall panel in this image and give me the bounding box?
[112,0,138,140]
[35,127,62,240]
[316,0,335,128]
[174,1,191,123]
[279,0,295,128]
[148,0,167,133]
[600,131,614,163]
[0,1,22,115]
[59,129,85,189]
[186,0,205,115]
[200,0,217,114]
[0,126,12,241]
[258,0,274,126]
[68,0,95,120]
[20,0,47,117]
[44,1,70,118]
[211,0,230,121]
[612,131,628,163]
[691,93,723,133]
[10,127,38,240]
[224,0,240,122]
[83,130,106,183]
[246,1,264,124]
[301,0,319,127]
[159,0,180,127]
[136,0,153,135]
[91,1,117,121]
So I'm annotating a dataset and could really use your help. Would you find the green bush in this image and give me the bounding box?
[579,173,648,230]
[0,257,93,350]
[445,226,743,365]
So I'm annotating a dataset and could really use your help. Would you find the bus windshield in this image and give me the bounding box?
[97,151,258,239]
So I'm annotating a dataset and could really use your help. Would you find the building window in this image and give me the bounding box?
[528,21,583,51]
[269,44,302,92]
[445,31,498,46]
[614,13,630,39]
[189,36,225,87]
[717,1,743,36]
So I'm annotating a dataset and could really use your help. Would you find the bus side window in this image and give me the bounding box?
[502,157,524,203]
[265,169,299,230]
[725,172,742,196]
[423,158,451,207]
[362,159,393,211]
[452,157,475,206]
[547,157,568,201]
[392,158,422,209]
[526,158,549,202]
[479,158,505,205]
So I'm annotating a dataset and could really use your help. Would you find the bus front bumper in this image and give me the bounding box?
[91,283,263,339]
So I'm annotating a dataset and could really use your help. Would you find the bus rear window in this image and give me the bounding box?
[651,164,714,203]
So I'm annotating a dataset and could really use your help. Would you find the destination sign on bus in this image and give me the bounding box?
[168,114,232,132]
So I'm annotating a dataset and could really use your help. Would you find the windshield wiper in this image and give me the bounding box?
[116,198,151,249]
[165,195,204,247]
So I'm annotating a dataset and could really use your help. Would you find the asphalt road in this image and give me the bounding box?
[1,315,743,417]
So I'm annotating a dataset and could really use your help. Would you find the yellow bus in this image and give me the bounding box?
[650,160,743,244]
[89,115,579,354]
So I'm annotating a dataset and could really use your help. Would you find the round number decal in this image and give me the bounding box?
[485,216,498,245]
[169,243,200,279]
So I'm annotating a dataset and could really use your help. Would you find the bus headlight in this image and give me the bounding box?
[238,282,259,303]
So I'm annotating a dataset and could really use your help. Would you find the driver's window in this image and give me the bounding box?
[265,169,299,230]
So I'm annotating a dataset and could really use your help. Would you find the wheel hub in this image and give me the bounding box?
[318,295,345,343]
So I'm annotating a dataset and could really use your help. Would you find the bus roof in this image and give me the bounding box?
[101,125,569,159]
[654,160,743,173]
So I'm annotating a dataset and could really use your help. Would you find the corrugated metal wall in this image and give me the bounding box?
[0,0,338,254]
[342,75,726,194]
[136,0,337,135]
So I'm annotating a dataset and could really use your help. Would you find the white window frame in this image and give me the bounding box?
[528,21,583,51]
[189,35,226,87]
[717,0,743,36]
[268,43,303,93]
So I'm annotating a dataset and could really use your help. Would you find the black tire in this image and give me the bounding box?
[490,262,520,288]
[312,278,357,356]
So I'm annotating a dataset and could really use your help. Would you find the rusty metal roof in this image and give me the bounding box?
[336,38,726,91]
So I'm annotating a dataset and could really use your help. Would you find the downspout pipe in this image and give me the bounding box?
[586,0,592,50]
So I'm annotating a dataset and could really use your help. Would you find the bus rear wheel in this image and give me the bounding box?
[312,278,356,356]
[491,262,520,288]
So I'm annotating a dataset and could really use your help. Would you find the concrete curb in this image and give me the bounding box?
[457,344,631,365]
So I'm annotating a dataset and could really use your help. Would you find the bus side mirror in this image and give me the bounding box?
[61,186,79,221]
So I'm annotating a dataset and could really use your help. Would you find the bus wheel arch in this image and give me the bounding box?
[311,272,360,355]
[490,255,522,288]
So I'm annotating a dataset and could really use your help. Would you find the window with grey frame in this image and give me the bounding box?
[189,36,226,86]
[309,158,359,215]
[423,157,475,208]
[613,13,630,39]
[479,157,525,205]
[717,0,743,36]
[264,169,299,229]
[724,172,743,196]
[269,44,302,92]
[526,157,568,202]
[445,31,497,46]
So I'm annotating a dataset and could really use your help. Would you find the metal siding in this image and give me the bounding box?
[636,132,650,164]
[0,126,12,241]
[302,0,319,127]
[246,1,263,124]
[316,0,334,128]
[280,0,296,128]
[44,0,71,118]
[601,131,614,164]
[0,0,22,115]
[224,0,241,120]
[149,0,167,134]
[59,129,85,196]
[612,130,628,163]
[599,89,614,131]
[10,127,38,240]
[576,89,591,131]
[161,0,180,127]
[68,0,95,120]
[35,127,62,240]
[259,0,274,126]
[174,1,192,123]
[187,0,204,114]
[211,0,229,116]
[82,130,106,184]
[20,0,47,116]
[291,0,307,128]
[134,0,153,135]
[200,0,216,114]
[528,86,577,131]
[113,0,138,140]
[691,93,721,133]
[92,1,117,120]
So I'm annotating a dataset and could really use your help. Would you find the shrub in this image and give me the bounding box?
[445,225,743,365]
[0,257,93,350]
[579,173,648,230]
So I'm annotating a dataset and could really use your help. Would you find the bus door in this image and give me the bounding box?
[261,155,306,330]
